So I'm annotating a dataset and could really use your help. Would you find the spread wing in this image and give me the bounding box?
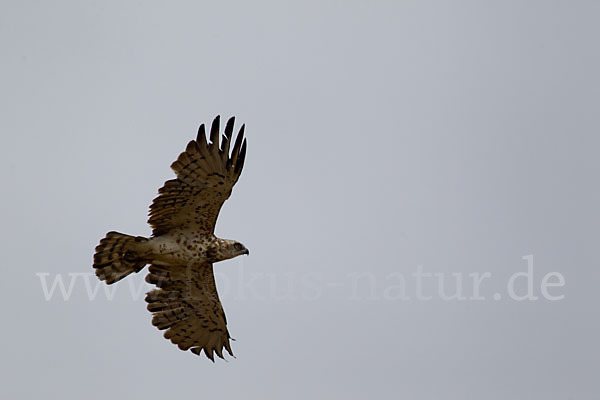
[148,116,247,236]
[145,263,233,361]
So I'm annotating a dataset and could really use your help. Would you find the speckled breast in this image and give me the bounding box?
[149,230,215,266]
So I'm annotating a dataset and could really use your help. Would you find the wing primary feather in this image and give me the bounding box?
[204,348,215,362]
[215,346,225,359]
[221,134,230,163]
[191,347,202,356]
[196,124,207,144]
[224,339,235,357]
[222,116,234,158]
[231,124,245,165]
[234,139,247,175]
[195,124,210,156]
[224,116,235,139]
[209,115,220,150]
[186,140,199,155]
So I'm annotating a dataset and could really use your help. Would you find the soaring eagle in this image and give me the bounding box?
[93,116,248,361]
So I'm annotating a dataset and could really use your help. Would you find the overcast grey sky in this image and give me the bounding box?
[1,1,599,399]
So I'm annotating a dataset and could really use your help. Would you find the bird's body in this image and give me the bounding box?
[147,231,245,267]
[93,116,249,361]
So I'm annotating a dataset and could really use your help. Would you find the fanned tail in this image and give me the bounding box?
[93,231,150,284]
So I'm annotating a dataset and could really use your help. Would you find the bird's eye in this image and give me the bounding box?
[234,243,243,250]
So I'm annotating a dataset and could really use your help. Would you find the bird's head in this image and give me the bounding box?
[209,238,250,262]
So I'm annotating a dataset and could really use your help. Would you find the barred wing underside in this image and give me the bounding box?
[148,116,247,236]
[145,263,233,361]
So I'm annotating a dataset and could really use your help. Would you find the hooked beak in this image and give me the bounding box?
[243,248,250,255]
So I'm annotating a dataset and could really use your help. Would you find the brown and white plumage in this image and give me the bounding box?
[145,263,232,360]
[93,116,249,361]
[149,116,246,236]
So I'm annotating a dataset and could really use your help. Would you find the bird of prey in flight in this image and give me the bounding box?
[93,116,248,361]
